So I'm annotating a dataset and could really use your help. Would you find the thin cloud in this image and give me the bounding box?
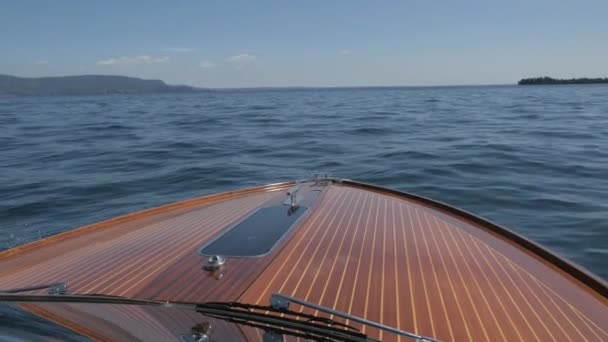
[34,60,49,65]
[339,49,351,55]
[96,55,169,66]
[199,60,216,69]
[162,47,194,53]
[226,53,256,68]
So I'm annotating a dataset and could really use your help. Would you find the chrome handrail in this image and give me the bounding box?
[270,293,438,342]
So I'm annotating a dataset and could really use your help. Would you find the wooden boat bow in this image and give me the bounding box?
[1,178,606,341]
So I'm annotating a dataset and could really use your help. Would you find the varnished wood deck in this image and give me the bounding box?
[1,180,606,341]
[241,183,608,341]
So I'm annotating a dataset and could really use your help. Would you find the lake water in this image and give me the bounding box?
[1,85,607,281]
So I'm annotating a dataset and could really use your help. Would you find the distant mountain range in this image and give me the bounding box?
[0,74,205,96]
[518,76,608,85]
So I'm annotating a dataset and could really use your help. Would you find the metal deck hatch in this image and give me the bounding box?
[200,206,308,257]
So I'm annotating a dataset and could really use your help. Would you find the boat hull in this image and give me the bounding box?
[1,179,606,341]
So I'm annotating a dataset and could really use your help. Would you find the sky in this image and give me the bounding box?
[1,0,607,88]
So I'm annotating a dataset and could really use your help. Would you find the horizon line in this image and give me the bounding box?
[1,73,518,89]
[205,83,516,91]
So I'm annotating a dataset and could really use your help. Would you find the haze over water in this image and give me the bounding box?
[1,84,607,279]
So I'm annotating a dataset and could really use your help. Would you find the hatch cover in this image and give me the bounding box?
[200,206,308,257]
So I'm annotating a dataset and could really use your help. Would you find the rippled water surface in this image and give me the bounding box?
[1,85,607,279]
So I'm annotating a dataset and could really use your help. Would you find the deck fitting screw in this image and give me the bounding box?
[205,255,226,270]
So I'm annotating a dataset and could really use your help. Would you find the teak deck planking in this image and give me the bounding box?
[1,180,606,341]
